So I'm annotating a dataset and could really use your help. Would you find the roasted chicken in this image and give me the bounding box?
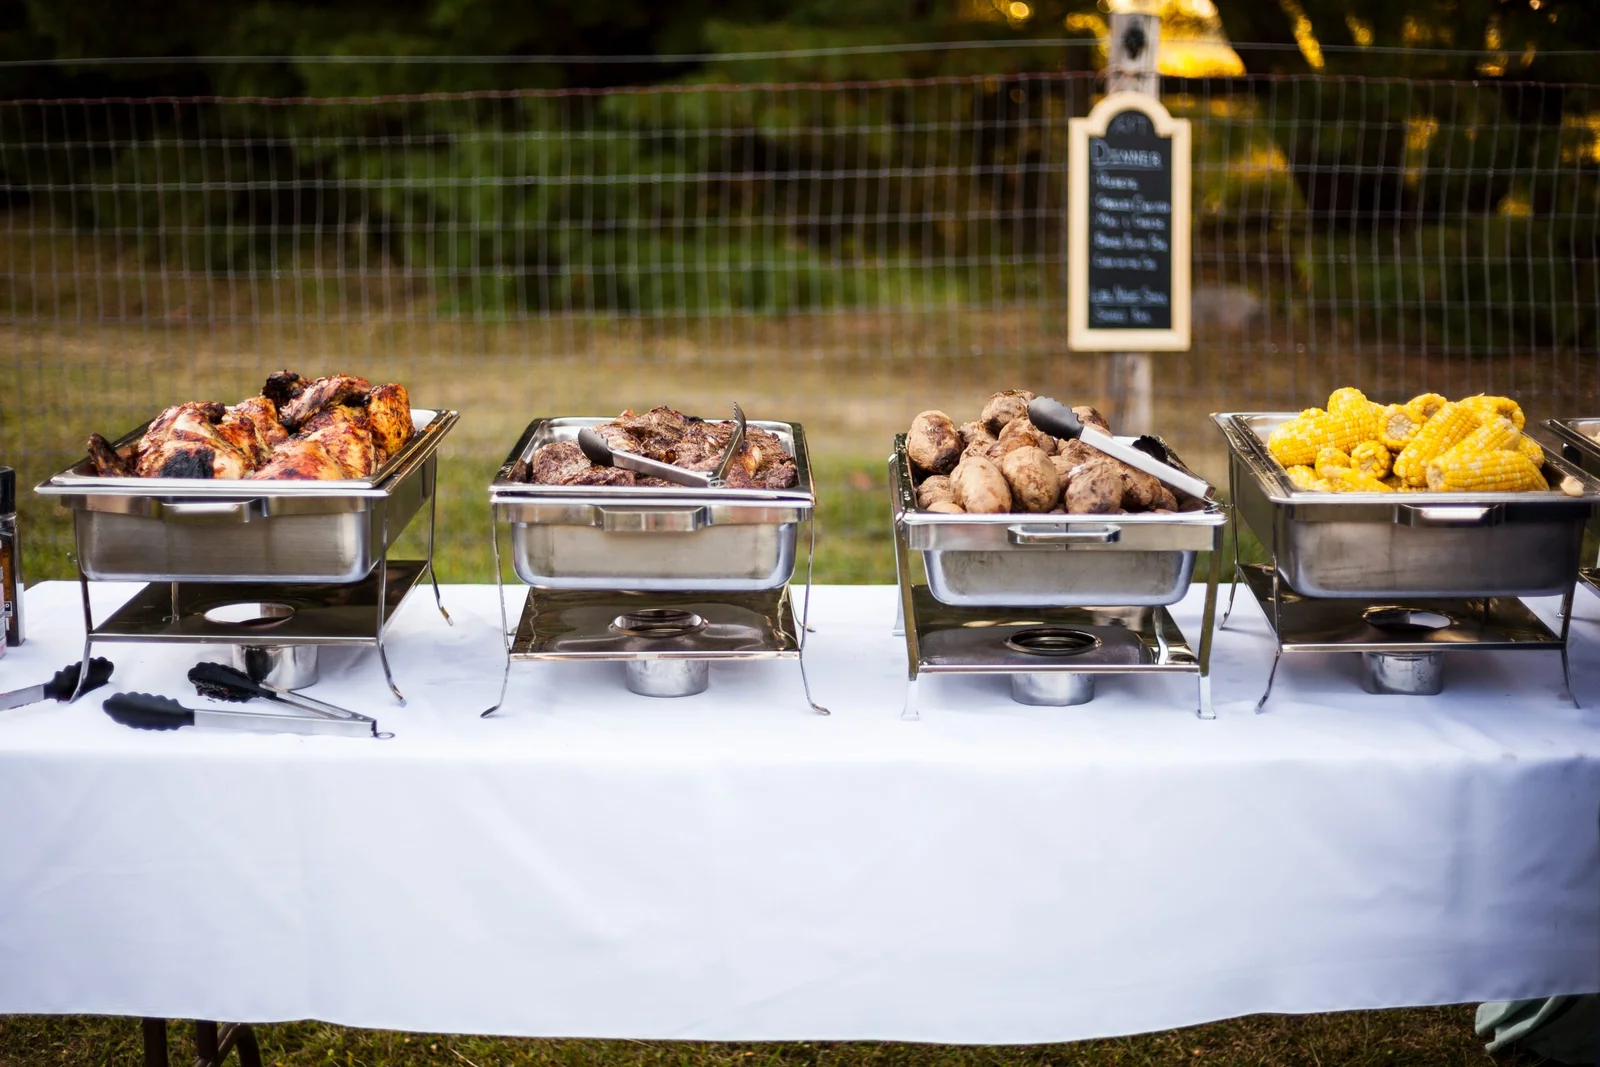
[522,406,799,490]
[83,370,415,481]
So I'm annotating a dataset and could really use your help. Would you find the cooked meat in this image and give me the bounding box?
[278,374,372,431]
[86,433,133,477]
[613,406,690,456]
[248,438,351,480]
[142,439,251,479]
[261,370,311,409]
[366,383,413,457]
[526,409,797,490]
[529,441,592,485]
[302,421,379,478]
[566,466,637,486]
[88,370,416,482]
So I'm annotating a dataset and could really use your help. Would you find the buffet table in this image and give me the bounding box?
[1,580,1597,1043]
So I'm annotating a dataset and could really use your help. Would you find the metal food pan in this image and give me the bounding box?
[891,435,1224,608]
[490,416,814,592]
[37,409,458,583]
[1216,411,1599,599]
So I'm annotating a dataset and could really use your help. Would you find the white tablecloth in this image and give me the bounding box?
[0,580,1597,1042]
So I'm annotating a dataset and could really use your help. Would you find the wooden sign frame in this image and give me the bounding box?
[1067,92,1192,351]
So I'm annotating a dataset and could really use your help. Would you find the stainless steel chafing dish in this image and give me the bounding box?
[1215,410,1600,708]
[890,434,1223,607]
[483,413,826,716]
[889,434,1225,718]
[37,409,459,584]
[1543,416,1600,594]
[1216,411,1600,599]
[489,416,814,591]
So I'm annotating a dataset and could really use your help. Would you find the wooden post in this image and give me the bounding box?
[1105,10,1160,435]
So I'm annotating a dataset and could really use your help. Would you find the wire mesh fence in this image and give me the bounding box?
[3,67,1598,582]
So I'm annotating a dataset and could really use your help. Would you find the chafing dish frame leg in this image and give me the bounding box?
[890,490,922,721]
[68,528,99,702]
[794,513,831,715]
[422,464,452,626]
[1195,534,1223,720]
[1559,582,1580,708]
[1254,540,1286,714]
[371,514,407,707]
[482,512,514,717]
[1220,461,1243,629]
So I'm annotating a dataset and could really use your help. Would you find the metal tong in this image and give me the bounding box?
[577,403,747,489]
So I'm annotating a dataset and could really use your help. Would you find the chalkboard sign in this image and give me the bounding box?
[1068,92,1191,351]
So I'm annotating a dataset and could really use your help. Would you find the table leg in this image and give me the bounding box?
[141,1018,168,1067]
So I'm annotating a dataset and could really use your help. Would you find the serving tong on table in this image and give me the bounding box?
[100,661,387,738]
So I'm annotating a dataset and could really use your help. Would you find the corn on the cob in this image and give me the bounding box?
[1459,394,1526,430]
[1449,415,1522,457]
[1377,403,1420,451]
[1425,448,1549,492]
[1284,465,1323,491]
[1405,393,1448,422]
[1327,387,1368,412]
[1350,440,1391,477]
[1517,434,1544,467]
[1267,409,1372,468]
[1382,473,1406,490]
[1314,446,1352,478]
[1327,468,1394,492]
[1394,401,1478,486]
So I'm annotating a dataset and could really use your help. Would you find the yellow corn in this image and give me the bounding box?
[1425,448,1549,492]
[1284,465,1322,491]
[1382,473,1406,490]
[1327,468,1394,492]
[1267,408,1372,468]
[1449,415,1521,456]
[1326,387,1368,411]
[1350,440,1391,477]
[1395,402,1478,486]
[1459,394,1526,430]
[1314,446,1352,478]
[1518,434,1545,467]
[1378,403,1420,451]
[1405,393,1448,422]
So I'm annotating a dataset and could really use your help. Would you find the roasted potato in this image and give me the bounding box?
[916,474,955,509]
[1065,462,1124,514]
[907,410,961,475]
[951,455,1012,514]
[1056,438,1098,467]
[1000,446,1062,512]
[926,500,965,514]
[980,390,1034,434]
[1072,405,1111,434]
[959,420,996,450]
[997,417,1056,455]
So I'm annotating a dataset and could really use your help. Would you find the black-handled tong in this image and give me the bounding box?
[0,657,114,710]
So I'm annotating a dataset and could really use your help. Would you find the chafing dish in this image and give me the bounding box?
[889,434,1225,718]
[37,407,459,706]
[489,416,812,591]
[484,413,826,715]
[890,436,1223,607]
[1215,411,1600,708]
[1543,417,1600,595]
[37,409,459,583]
[1217,412,1598,598]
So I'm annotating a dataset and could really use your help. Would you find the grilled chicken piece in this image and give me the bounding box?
[135,402,252,478]
[302,422,379,478]
[140,439,252,479]
[278,374,372,431]
[366,383,414,457]
[262,370,311,409]
[248,437,351,480]
[86,433,134,477]
[216,396,285,467]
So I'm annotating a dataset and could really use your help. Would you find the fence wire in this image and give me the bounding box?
[2,70,1598,582]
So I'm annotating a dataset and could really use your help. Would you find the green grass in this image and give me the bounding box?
[0,1007,1522,1067]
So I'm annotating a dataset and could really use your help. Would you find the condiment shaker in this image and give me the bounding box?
[0,466,21,647]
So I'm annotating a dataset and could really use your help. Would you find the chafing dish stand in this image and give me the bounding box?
[483,416,828,716]
[40,410,460,707]
[889,435,1226,720]
[1216,412,1599,710]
